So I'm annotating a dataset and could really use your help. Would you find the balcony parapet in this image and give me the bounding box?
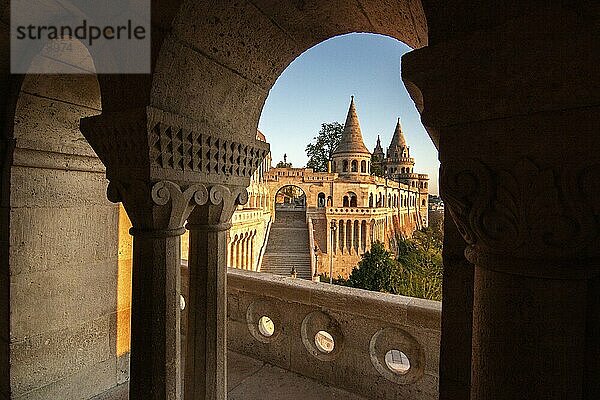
[326,207,393,217]
[231,208,270,224]
[227,269,441,400]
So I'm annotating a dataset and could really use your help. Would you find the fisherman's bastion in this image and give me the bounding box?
[185,97,430,279]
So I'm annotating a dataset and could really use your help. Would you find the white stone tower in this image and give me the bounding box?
[332,96,372,177]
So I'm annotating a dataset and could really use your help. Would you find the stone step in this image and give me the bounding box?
[261,209,312,279]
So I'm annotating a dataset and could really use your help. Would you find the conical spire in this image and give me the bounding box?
[373,134,384,156]
[333,96,371,155]
[389,118,407,148]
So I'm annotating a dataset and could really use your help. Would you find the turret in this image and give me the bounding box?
[331,96,372,177]
[385,118,416,185]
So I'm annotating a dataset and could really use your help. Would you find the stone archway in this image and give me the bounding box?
[1,50,131,399]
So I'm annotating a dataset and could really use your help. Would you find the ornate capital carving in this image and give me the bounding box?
[440,158,599,276]
[187,184,248,231]
[108,179,209,235]
[80,107,270,187]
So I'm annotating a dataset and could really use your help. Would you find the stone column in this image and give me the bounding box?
[438,210,473,400]
[108,180,206,400]
[332,220,338,254]
[245,235,250,270]
[339,221,344,254]
[349,220,354,255]
[185,185,247,400]
[356,221,362,254]
[249,235,254,271]
[403,9,599,398]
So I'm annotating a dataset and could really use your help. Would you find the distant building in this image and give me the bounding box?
[222,97,430,279]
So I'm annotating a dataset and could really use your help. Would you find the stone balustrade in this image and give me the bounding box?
[326,206,393,216]
[227,269,441,400]
[231,208,269,224]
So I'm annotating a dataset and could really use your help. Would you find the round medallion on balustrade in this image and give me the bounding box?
[246,298,282,344]
[301,310,344,361]
[369,327,424,385]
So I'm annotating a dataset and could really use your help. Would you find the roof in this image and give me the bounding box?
[388,118,407,149]
[332,96,371,156]
[256,130,266,142]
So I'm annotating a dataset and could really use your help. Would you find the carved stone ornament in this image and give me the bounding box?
[187,184,249,231]
[107,179,209,234]
[107,179,248,234]
[440,158,599,275]
[80,107,270,187]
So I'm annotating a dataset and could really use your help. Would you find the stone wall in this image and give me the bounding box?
[228,269,441,400]
[8,74,123,399]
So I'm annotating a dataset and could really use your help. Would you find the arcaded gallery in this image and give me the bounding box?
[0,1,598,400]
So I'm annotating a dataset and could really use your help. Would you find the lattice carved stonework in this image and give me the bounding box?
[440,158,600,267]
[147,107,270,186]
[80,107,270,187]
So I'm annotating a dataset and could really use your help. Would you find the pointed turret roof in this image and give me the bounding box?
[333,96,371,155]
[389,118,407,149]
[373,135,384,156]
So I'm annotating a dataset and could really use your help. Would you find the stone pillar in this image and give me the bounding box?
[245,235,251,270]
[108,180,206,400]
[356,221,362,254]
[332,220,338,255]
[438,211,473,400]
[185,185,247,400]
[249,235,254,271]
[403,9,599,398]
[349,220,354,255]
[339,221,344,254]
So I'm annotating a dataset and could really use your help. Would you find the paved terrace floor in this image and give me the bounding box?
[91,351,366,400]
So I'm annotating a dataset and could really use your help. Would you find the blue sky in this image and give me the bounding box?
[258,33,439,194]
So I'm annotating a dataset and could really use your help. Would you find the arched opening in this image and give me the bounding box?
[318,192,326,207]
[344,192,357,208]
[361,160,367,173]
[4,41,134,399]
[342,160,349,172]
[351,160,358,172]
[369,193,374,208]
[275,185,306,212]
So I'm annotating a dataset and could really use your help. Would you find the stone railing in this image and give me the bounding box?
[231,208,268,224]
[227,269,441,400]
[307,217,316,278]
[326,207,391,217]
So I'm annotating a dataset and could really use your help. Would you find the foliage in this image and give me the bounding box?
[395,225,443,301]
[305,122,343,172]
[276,160,292,168]
[317,273,348,286]
[341,225,443,301]
[346,242,403,294]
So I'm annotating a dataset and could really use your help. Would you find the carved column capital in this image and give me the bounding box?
[440,158,600,278]
[187,184,249,230]
[107,179,209,234]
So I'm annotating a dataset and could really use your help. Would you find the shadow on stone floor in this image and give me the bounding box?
[91,351,365,400]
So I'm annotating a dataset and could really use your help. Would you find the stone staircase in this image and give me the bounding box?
[260,209,312,279]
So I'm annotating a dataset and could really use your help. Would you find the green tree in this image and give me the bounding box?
[305,122,343,172]
[347,242,402,293]
[276,154,292,168]
[395,226,443,301]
